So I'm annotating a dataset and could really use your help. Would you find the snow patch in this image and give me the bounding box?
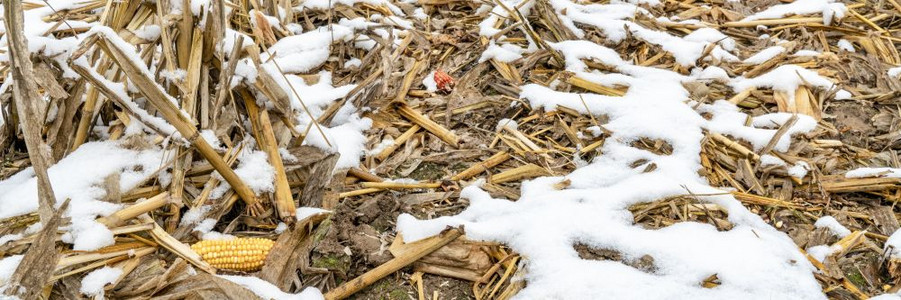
[220,275,324,300]
[80,267,123,297]
[814,216,851,238]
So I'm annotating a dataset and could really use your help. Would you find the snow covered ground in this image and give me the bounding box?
[396,0,846,299]
[1,0,895,298]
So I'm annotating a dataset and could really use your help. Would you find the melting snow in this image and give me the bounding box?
[0,255,23,291]
[837,39,855,52]
[887,229,901,259]
[0,142,166,250]
[0,0,856,297]
[398,0,828,298]
[814,216,851,238]
[889,67,901,78]
[80,267,123,297]
[220,275,324,300]
[846,167,901,178]
[741,0,847,25]
[743,46,785,64]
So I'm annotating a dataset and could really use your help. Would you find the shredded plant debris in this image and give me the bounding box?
[1,0,901,298]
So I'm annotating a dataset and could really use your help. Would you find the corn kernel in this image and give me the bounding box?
[190,238,274,271]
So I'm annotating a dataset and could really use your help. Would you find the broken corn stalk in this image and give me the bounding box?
[395,102,460,147]
[191,238,275,271]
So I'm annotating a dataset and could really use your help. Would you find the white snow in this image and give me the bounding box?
[302,113,372,170]
[413,8,428,20]
[275,222,288,234]
[478,0,538,37]
[760,156,809,178]
[730,65,835,104]
[297,207,330,221]
[80,267,123,297]
[62,220,116,251]
[238,65,372,171]
[280,148,299,163]
[70,57,180,139]
[702,104,817,152]
[295,0,403,16]
[742,0,847,26]
[194,218,236,240]
[547,0,737,66]
[193,219,218,234]
[0,234,22,246]
[0,142,165,251]
[807,244,839,262]
[683,28,736,51]
[793,50,821,57]
[169,0,214,15]
[496,118,519,132]
[221,29,254,58]
[886,229,901,259]
[344,58,362,68]
[846,167,901,178]
[249,10,284,30]
[262,29,351,75]
[837,39,855,52]
[835,89,852,100]
[480,42,524,63]
[788,161,810,179]
[385,178,419,184]
[88,26,192,121]
[382,16,414,29]
[211,150,275,199]
[200,130,225,151]
[132,25,162,41]
[889,67,901,78]
[760,154,787,167]
[180,205,213,227]
[368,137,395,156]
[0,255,23,289]
[585,126,604,138]
[743,46,785,64]
[397,6,827,297]
[814,216,851,238]
[0,0,93,78]
[692,66,730,82]
[422,71,438,92]
[0,0,852,298]
[232,151,276,193]
[337,18,404,50]
[220,275,324,300]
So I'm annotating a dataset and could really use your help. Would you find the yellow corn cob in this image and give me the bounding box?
[190,238,274,271]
